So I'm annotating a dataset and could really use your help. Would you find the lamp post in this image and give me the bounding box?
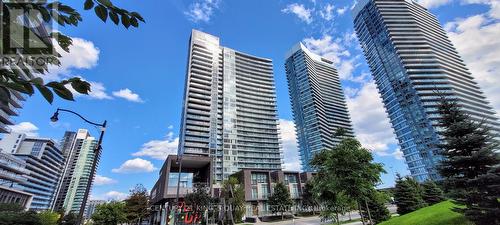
[50,108,107,225]
[173,154,183,225]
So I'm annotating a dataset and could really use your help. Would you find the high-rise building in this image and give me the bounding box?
[178,30,282,182]
[284,43,355,171]
[0,133,64,210]
[53,129,97,214]
[352,0,500,182]
[0,151,33,210]
[0,92,25,134]
[84,199,106,219]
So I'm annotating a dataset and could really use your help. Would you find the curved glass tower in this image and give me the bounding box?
[285,43,355,172]
[353,0,500,182]
[178,30,282,183]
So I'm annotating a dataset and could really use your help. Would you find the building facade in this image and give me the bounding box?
[0,151,32,209]
[53,129,98,214]
[0,92,24,134]
[178,30,282,183]
[353,0,500,182]
[150,155,212,225]
[231,169,315,218]
[85,199,106,219]
[0,133,64,210]
[285,43,355,171]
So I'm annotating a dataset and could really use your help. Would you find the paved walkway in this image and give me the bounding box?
[253,205,397,225]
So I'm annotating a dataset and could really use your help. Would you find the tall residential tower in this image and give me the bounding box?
[285,43,355,171]
[353,0,500,182]
[178,30,282,183]
[53,129,98,214]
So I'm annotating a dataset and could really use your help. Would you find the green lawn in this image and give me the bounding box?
[379,201,473,225]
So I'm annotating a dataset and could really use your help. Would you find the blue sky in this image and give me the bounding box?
[6,0,500,200]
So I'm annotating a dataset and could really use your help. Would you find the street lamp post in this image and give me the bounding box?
[50,108,107,225]
[173,154,183,225]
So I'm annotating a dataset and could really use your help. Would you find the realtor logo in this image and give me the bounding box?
[1,0,57,69]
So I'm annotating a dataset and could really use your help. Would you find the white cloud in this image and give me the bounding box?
[377,149,404,160]
[303,35,346,65]
[94,175,117,186]
[112,88,144,103]
[445,13,500,113]
[279,119,301,171]
[319,4,335,21]
[417,0,453,9]
[337,6,348,15]
[346,81,398,155]
[47,37,100,80]
[184,0,220,23]
[112,158,157,173]
[167,125,174,130]
[132,132,179,160]
[282,3,313,24]
[9,122,39,137]
[303,34,367,82]
[103,191,128,201]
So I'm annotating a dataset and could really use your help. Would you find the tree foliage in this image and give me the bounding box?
[359,190,391,224]
[0,0,144,105]
[58,211,77,225]
[124,184,150,225]
[268,182,293,220]
[38,211,60,225]
[310,137,386,224]
[394,175,426,215]
[0,203,41,225]
[91,201,127,225]
[421,180,445,205]
[437,98,500,225]
[301,181,319,214]
[221,177,245,223]
[185,183,212,214]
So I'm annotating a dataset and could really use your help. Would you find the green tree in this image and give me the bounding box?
[185,183,212,214]
[0,203,41,225]
[0,0,144,105]
[268,182,293,220]
[38,211,60,225]
[359,191,390,224]
[301,181,319,215]
[91,201,126,225]
[421,180,445,205]
[310,137,385,225]
[437,97,500,225]
[58,211,77,225]
[394,175,426,215]
[221,177,245,223]
[124,184,150,225]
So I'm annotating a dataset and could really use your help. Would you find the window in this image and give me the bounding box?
[168,172,193,188]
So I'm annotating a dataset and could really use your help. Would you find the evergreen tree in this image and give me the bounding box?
[438,98,500,225]
[394,175,425,215]
[359,191,391,224]
[421,180,445,205]
[268,182,293,220]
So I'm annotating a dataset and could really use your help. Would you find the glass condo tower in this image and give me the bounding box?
[353,0,500,182]
[178,30,283,183]
[285,43,355,171]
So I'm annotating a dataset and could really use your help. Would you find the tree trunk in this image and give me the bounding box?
[365,199,372,225]
[358,201,366,225]
[281,211,284,220]
[336,211,340,225]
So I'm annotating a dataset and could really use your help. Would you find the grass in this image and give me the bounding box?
[379,201,473,225]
